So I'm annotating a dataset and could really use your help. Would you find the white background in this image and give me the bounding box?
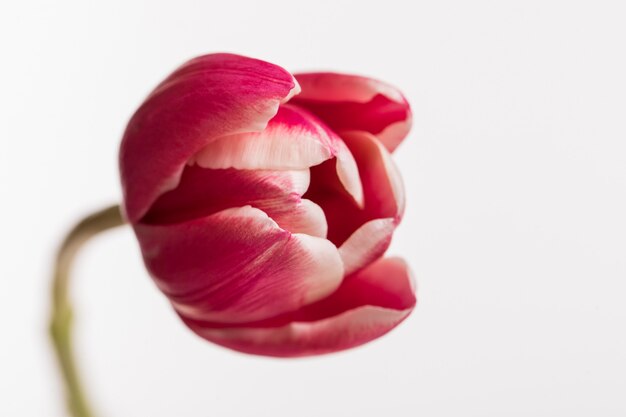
[1,0,625,416]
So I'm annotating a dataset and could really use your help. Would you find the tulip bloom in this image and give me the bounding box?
[119,53,416,356]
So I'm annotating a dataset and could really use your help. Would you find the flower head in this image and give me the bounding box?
[120,53,416,357]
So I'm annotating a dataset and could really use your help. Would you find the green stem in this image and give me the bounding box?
[49,205,125,417]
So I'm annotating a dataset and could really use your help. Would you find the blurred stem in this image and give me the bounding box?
[49,205,125,417]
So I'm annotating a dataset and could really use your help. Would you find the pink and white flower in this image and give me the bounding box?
[119,53,416,357]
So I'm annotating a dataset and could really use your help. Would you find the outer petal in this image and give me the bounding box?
[291,72,412,152]
[120,53,298,222]
[184,257,416,357]
[135,206,344,324]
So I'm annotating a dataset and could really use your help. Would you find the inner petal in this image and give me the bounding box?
[191,104,337,171]
[189,104,364,207]
[303,158,367,246]
[303,131,404,247]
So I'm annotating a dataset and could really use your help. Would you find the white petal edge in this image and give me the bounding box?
[282,169,311,196]
[376,113,413,153]
[282,77,302,103]
[339,218,396,276]
[274,199,328,238]
[292,232,344,304]
[295,74,405,104]
[191,125,332,170]
[335,140,365,208]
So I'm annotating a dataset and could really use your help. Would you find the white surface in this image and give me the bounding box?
[1,1,626,416]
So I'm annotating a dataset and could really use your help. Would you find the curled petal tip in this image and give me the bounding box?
[283,77,302,102]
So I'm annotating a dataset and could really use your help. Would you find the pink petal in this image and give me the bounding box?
[192,104,364,207]
[339,218,396,276]
[291,72,412,152]
[184,257,416,357]
[135,206,344,324]
[120,53,298,223]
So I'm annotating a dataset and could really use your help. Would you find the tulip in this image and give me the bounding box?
[119,53,416,356]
